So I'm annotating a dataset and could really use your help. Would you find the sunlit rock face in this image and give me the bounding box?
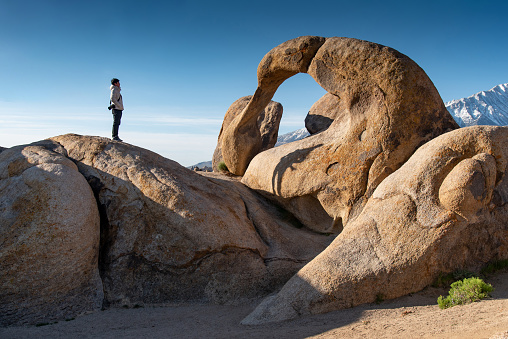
[242,126,508,325]
[0,133,333,326]
[49,134,331,308]
[0,141,103,326]
[304,93,344,135]
[212,96,283,172]
[234,36,458,232]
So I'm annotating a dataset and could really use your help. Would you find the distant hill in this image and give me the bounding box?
[194,83,508,168]
[446,83,508,127]
[187,160,212,170]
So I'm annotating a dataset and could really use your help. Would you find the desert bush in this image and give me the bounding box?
[437,277,493,309]
[218,161,228,172]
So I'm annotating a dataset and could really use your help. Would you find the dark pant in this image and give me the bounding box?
[112,109,123,138]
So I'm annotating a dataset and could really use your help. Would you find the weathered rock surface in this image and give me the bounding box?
[213,96,283,172]
[304,93,344,135]
[242,126,508,324]
[0,141,103,326]
[49,134,332,308]
[241,36,459,232]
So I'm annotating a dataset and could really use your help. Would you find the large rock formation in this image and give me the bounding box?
[242,126,508,324]
[213,96,283,172]
[47,134,331,308]
[0,135,332,325]
[239,36,458,232]
[221,36,458,180]
[0,141,103,326]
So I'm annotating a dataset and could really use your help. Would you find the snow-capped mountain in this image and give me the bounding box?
[275,128,310,146]
[446,83,508,127]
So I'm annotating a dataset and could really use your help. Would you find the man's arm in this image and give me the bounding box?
[110,87,121,107]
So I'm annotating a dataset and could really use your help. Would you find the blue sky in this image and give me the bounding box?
[1,0,507,166]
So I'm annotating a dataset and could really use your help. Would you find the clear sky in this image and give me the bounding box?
[1,0,507,166]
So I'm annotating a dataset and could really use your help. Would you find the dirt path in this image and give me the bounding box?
[2,271,508,339]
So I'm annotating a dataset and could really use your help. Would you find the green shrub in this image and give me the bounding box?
[218,161,228,172]
[437,277,494,309]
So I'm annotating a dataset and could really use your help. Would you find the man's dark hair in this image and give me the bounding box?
[111,78,120,85]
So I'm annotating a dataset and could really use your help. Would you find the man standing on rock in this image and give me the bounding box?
[109,78,124,141]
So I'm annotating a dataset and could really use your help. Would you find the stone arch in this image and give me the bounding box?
[221,36,326,175]
[222,36,458,231]
[222,36,455,176]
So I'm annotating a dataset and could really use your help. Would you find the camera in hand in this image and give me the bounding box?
[108,103,115,110]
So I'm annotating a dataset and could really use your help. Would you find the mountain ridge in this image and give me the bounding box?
[446,83,508,127]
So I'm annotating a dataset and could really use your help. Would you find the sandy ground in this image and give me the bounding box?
[2,271,508,339]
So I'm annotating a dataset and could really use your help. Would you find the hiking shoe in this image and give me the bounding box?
[112,137,123,142]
